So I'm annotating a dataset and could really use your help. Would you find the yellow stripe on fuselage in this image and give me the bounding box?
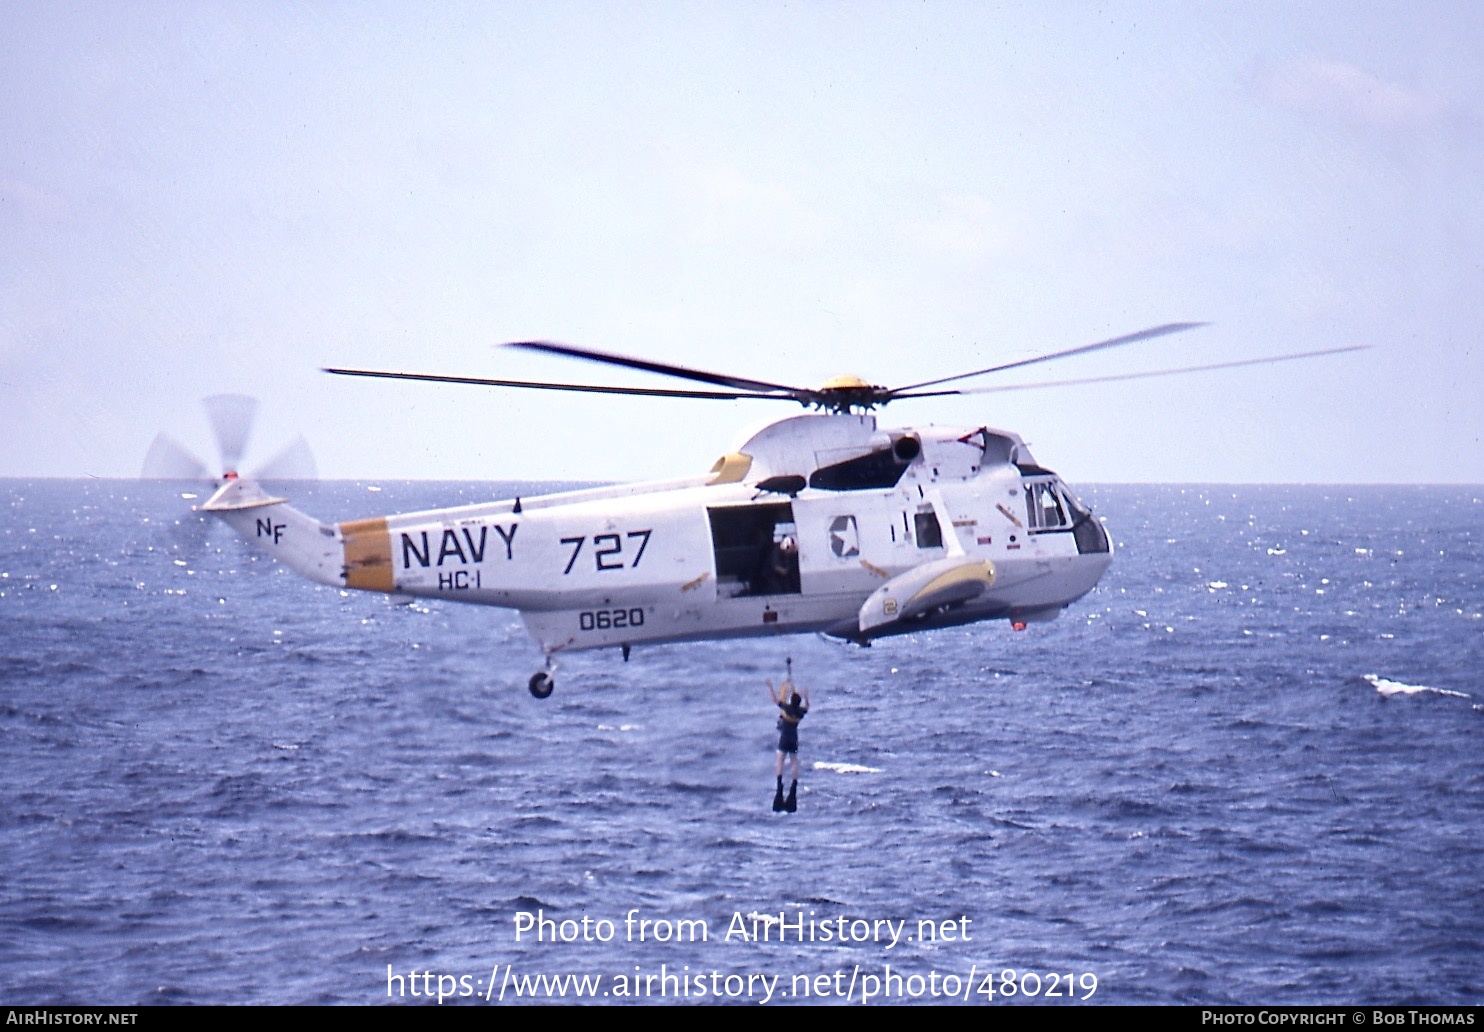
[340,517,394,593]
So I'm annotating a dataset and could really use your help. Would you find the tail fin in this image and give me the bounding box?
[200,477,344,587]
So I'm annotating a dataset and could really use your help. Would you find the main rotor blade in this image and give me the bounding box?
[892,322,1208,395]
[505,340,804,395]
[202,394,258,473]
[324,367,801,403]
[141,433,211,481]
[890,345,1369,399]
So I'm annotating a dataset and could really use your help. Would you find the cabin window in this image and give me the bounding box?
[914,509,943,549]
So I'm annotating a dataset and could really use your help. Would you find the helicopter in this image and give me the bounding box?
[153,324,1363,698]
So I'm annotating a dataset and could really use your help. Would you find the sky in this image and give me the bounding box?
[2,1,1481,484]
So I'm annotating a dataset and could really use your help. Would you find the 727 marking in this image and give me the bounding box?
[560,529,652,574]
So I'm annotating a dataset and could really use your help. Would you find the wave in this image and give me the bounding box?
[812,761,881,774]
[1362,674,1470,700]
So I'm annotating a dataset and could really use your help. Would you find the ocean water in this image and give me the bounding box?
[1,479,1480,1005]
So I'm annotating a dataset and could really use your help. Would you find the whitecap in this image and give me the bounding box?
[813,761,881,774]
[1363,674,1470,700]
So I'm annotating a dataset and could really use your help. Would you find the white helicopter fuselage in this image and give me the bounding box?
[203,413,1112,656]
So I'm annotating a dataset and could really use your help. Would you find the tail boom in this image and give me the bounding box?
[201,478,344,588]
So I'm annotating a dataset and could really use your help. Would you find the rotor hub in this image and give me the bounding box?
[813,375,887,412]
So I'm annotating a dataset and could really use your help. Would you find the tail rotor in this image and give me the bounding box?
[140,395,318,566]
[201,394,258,476]
[141,394,317,485]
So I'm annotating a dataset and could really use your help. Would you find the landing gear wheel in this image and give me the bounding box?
[528,671,554,699]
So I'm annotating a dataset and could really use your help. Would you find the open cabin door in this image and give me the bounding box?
[706,503,801,598]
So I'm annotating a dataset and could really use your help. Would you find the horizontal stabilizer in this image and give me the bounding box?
[200,477,287,512]
[858,557,996,635]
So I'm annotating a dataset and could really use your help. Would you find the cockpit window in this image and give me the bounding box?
[1025,481,1069,530]
[1060,486,1092,521]
[1023,478,1107,551]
